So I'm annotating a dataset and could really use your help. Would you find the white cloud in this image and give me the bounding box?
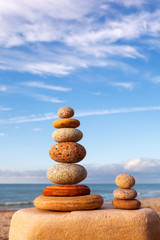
[0,133,7,137]
[151,76,160,83]
[33,94,65,103]
[24,62,73,75]
[0,105,12,111]
[0,85,7,92]
[111,82,134,90]
[0,0,159,75]
[76,106,160,117]
[1,157,160,183]
[92,92,101,96]
[21,81,71,91]
[1,105,160,124]
[33,128,41,131]
[86,157,160,183]
[0,113,57,124]
[124,157,160,173]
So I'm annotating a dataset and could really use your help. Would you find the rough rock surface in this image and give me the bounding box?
[43,184,90,196]
[47,163,87,184]
[9,207,160,240]
[52,128,83,142]
[49,142,86,163]
[115,174,135,189]
[113,188,137,199]
[53,118,80,128]
[58,107,74,118]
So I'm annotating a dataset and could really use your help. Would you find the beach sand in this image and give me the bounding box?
[1,198,160,240]
[0,210,17,240]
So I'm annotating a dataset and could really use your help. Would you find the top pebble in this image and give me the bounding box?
[58,107,74,118]
[115,174,135,189]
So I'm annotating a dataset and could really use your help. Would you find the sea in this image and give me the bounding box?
[0,184,160,210]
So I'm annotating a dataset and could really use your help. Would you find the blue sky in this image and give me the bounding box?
[1,0,160,183]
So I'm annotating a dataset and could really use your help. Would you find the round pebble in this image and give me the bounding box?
[115,174,135,189]
[112,198,141,210]
[47,163,87,184]
[113,188,137,200]
[49,142,86,163]
[43,185,90,196]
[52,128,83,143]
[34,194,104,211]
[53,118,80,128]
[58,107,74,118]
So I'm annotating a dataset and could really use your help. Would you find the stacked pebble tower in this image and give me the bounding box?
[112,174,141,210]
[34,106,103,211]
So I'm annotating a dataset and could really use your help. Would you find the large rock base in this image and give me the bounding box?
[9,206,160,240]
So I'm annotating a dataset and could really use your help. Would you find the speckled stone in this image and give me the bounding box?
[52,118,80,128]
[115,174,135,189]
[113,188,137,200]
[112,198,141,210]
[52,128,83,143]
[34,194,103,211]
[49,142,86,163]
[43,185,90,196]
[58,107,74,118]
[47,163,87,184]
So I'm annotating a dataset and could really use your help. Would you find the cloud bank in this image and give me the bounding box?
[1,158,160,183]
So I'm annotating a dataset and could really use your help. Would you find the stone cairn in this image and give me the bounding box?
[34,106,103,211]
[112,174,141,210]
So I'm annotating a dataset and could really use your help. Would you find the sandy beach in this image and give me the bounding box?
[1,198,160,240]
[0,210,17,240]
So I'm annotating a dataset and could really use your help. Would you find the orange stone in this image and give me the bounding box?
[43,185,90,196]
[49,142,86,163]
[34,194,104,211]
[112,198,141,210]
[53,118,80,128]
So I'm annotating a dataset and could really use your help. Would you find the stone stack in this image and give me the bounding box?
[34,106,103,211]
[112,174,141,210]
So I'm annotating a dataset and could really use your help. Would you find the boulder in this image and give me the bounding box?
[9,205,160,240]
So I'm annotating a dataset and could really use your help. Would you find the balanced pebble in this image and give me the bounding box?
[47,163,87,184]
[49,142,86,163]
[58,107,74,118]
[53,118,80,128]
[34,194,103,211]
[52,128,83,143]
[113,188,137,200]
[112,198,141,210]
[115,174,135,189]
[43,185,90,196]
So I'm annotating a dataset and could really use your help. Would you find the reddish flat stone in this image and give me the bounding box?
[112,198,141,210]
[53,118,80,128]
[49,142,86,163]
[43,185,90,196]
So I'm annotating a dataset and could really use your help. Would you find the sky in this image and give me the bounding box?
[1,0,160,183]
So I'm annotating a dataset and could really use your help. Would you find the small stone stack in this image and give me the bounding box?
[112,174,141,210]
[34,106,103,211]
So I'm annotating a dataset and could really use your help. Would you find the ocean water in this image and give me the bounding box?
[0,183,160,210]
